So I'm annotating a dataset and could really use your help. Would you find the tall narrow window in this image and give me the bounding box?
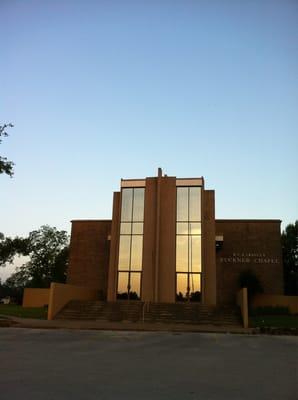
[176,187,202,302]
[117,188,145,300]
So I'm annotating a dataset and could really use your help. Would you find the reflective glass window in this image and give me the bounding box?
[133,188,145,221]
[190,236,201,273]
[176,236,188,272]
[189,273,201,294]
[118,187,145,299]
[189,222,201,235]
[117,272,129,295]
[121,189,133,222]
[176,186,202,301]
[132,222,143,235]
[118,236,131,270]
[120,222,131,235]
[176,273,188,298]
[177,187,188,221]
[177,222,201,235]
[130,272,141,298]
[130,236,143,271]
[176,222,188,235]
[189,187,201,221]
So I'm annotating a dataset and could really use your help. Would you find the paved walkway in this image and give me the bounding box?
[0,313,252,334]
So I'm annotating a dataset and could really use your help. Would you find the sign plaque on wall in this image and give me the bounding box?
[220,252,280,265]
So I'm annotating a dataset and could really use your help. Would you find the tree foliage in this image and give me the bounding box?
[281,221,298,295]
[0,123,14,177]
[238,269,263,304]
[0,226,69,300]
[23,225,69,287]
[0,235,30,266]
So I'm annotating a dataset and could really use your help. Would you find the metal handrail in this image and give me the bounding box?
[142,301,150,323]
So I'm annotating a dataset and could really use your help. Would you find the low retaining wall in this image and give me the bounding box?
[47,282,98,320]
[236,288,248,328]
[22,288,50,307]
[252,294,298,314]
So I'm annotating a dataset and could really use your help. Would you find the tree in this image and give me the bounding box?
[238,269,263,306]
[20,225,69,287]
[281,221,298,295]
[2,271,28,304]
[0,123,14,177]
[0,234,30,266]
[1,225,69,293]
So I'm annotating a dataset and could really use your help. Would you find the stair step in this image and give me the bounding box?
[55,300,242,326]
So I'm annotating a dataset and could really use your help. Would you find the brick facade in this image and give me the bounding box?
[67,177,284,306]
[216,220,283,305]
[67,220,111,297]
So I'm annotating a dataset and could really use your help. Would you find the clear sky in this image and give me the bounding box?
[1,0,297,247]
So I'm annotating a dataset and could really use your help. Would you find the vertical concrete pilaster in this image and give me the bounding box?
[202,190,217,305]
[158,177,176,303]
[107,192,121,301]
[142,178,157,302]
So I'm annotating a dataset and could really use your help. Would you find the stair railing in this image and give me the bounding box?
[142,301,150,323]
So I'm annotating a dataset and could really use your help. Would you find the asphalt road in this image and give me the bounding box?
[0,328,297,400]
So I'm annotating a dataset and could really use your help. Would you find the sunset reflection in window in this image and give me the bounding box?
[117,188,144,300]
[176,187,202,302]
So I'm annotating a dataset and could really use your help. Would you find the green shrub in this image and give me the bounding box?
[238,269,263,303]
[251,306,290,316]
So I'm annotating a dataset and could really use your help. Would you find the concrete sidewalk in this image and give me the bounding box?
[0,314,252,334]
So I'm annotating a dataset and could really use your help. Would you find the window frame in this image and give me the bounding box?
[175,186,202,302]
[117,187,145,300]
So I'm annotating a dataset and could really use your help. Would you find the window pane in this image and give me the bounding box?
[118,236,131,270]
[189,222,201,235]
[133,188,145,221]
[132,222,143,235]
[117,272,129,295]
[130,235,143,270]
[176,222,188,235]
[190,236,201,272]
[120,222,131,235]
[189,273,201,295]
[177,187,188,221]
[130,272,141,298]
[176,236,188,272]
[176,273,188,298]
[121,189,133,221]
[189,187,201,221]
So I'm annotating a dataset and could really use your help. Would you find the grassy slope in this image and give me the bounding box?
[0,304,47,319]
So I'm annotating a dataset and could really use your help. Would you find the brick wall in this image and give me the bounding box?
[216,220,283,305]
[67,220,111,297]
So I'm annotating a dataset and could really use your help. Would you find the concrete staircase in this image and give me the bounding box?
[56,300,143,322]
[144,303,241,326]
[56,301,242,326]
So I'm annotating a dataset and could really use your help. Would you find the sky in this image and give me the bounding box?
[0,1,297,279]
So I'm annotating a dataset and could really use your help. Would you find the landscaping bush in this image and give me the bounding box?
[251,306,290,316]
[238,269,263,307]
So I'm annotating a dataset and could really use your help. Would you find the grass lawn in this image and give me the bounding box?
[0,304,47,319]
[250,315,298,329]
